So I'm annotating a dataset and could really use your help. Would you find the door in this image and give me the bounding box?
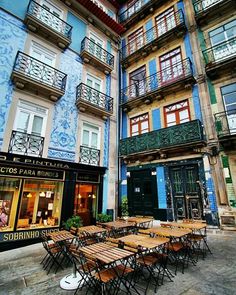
[89,32,104,61]
[74,183,98,225]
[159,47,183,85]
[128,170,157,216]
[128,27,144,55]
[156,7,176,37]
[129,66,146,98]
[169,165,202,220]
[86,74,103,107]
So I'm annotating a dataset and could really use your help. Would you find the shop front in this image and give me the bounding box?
[0,152,105,250]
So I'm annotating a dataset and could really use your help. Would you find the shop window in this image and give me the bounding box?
[164,100,190,127]
[17,179,63,230]
[0,178,21,232]
[130,113,149,136]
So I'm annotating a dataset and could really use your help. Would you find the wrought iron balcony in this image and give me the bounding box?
[11,51,67,101]
[215,109,236,138]
[80,37,114,74]
[76,83,113,118]
[79,146,100,166]
[193,0,233,21]
[120,120,204,157]
[118,0,166,28]
[203,37,236,78]
[25,0,72,49]
[8,131,44,157]
[120,58,194,107]
[121,9,185,65]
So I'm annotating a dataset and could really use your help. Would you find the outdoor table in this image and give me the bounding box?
[79,242,115,256]
[145,227,191,238]
[78,225,107,240]
[100,221,136,237]
[126,217,153,228]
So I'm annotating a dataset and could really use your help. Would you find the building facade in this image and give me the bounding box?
[118,0,228,225]
[0,0,122,248]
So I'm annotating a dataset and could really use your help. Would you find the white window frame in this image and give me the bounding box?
[86,73,103,92]
[40,0,63,19]
[81,122,101,150]
[30,41,56,67]
[89,31,104,49]
[14,100,48,137]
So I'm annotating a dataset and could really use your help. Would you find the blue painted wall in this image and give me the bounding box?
[156,167,167,209]
[121,163,127,198]
[192,85,203,121]
[66,11,87,53]
[0,10,27,148]
[148,59,158,90]
[205,170,217,213]
[152,109,161,130]
[145,19,153,43]
[0,0,30,20]
[48,50,82,161]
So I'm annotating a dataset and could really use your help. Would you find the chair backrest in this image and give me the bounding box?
[70,226,78,235]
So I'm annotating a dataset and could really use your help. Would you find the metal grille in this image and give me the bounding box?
[121,9,184,60]
[215,109,236,137]
[119,120,204,156]
[13,51,67,91]
[79,146,100,166]
[27,0,72,38]
[81,37,114,68]
[76,83,113,113]
[120,58,192,103]
[203,37,236,64]
[8,130,44,157]
[193,0,224,15]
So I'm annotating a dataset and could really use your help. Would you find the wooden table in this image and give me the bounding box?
[79,242,115,256]
[145,227,191,238]
[101,221,136,229]
[91,247,134,264]
[164,222,207,231]
[78,225,107,236]
[49,230,75,243]
[126,217,153,228]
[117,234,169,250]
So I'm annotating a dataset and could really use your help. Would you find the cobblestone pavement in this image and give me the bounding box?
[0,230,236,295]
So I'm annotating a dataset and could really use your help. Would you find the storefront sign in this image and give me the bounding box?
[77,172,100,183]
[0,228,59,242]
[0,164,64,180]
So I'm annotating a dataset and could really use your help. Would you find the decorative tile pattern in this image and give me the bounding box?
[0,11,27,148]
[103,74,111,167]
[48,50,82,161]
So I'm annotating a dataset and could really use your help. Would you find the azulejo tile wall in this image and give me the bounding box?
[48,50,82,161]
[0,11,27,148]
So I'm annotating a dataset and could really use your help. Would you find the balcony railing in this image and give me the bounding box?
[13,51,67,92]
[119,0,151,23]
[215,109,236,138]
[76,83,113,113]
[27,0,72,39]
[121,9,184,61]
[79,146,100,166]
[8,131,44,157]
[193,0,224,15]
[81,37,114,69]
[120,120,204,156]
[120,58,193,103]
[203,37,236,65]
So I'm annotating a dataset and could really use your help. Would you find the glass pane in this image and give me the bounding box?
[224,92,236,106]
[211,32,225,46]
[179,109,189,121]
[82,130,89,146]
[32,116,43,135]
[141,121,148,131]
[166,113,176,125]
[17,180,63,230]
[94,82,101,91]
[0,178,21,231]
[87,79,93,87]
[17,111,30,133]
[132,124,138,133]
[91,132,98,148]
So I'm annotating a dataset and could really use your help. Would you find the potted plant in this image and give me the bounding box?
[121,196,129,217]
[96,213,112,223]
[62,215,83,230]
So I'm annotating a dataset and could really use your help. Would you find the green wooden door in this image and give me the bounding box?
[128,170,157,216]
[169,165,202,220]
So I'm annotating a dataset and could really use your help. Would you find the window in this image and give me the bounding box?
[202,0,223,11]
[159,47,183,84]
[128,27,144,55]
[130,113,149,136]
[17,179,63,230]
[127,0,141,18]
[82,122,100,150]
[164,100,190,127]
[30,41,56,67]
[129,66,146,97]
[156,7,176,37]
[88,32,104,60]
[221,83,236,134]
[86,73,105,108]
[209,19,236,61]
[41,0,63,32]
[11,100,48,156]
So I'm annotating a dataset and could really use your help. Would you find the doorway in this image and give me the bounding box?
[169,165,203,220]
[74,183,98,225]
[127,170,158,217]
